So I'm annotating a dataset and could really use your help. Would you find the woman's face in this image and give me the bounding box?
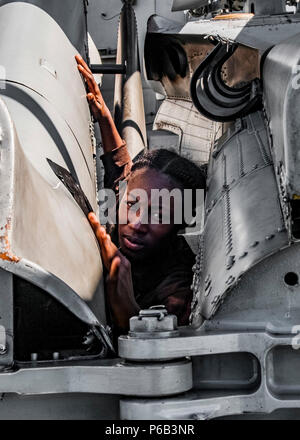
[118,167,180,261]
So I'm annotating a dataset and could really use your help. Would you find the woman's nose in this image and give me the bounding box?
[128,209,148,233]
[128,218,148,234]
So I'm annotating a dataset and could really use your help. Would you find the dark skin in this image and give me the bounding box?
[76,54,179,332]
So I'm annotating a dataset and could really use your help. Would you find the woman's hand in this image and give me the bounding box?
[75,54,108,120]
[106,255,140,332]
[88,212,140,332]
[88,213,119,271]
[75,54,125,153]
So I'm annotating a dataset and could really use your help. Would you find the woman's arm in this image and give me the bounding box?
[75,54,124,154]
[88,213,140,333]
[106,255,140,333]
[75,55,132,189]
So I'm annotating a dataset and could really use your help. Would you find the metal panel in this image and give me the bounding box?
[0,2,95,182]
[0,0,89,56]
[180,14,300,52]
[114,3,147,158]
[153,98,222,166]
[244,0,286,15]
[191,111,289,324]
[172,0,208,11]
[263,31,300,199]
[0,96,103,303]
[0,1,105,305]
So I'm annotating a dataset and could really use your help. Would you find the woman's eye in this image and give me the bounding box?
[127,201,136,208]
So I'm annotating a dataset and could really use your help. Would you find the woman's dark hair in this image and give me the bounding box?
[131,148,207,228]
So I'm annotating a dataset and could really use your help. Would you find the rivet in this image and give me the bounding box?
[226,276,235,285]
[265,234,275,241]
[211,295,220,305]
[205,286,212,297]
[226,255,235,270]
[239,252,248,259]
[250,241,259,248]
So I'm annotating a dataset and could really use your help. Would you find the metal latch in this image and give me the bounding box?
[138,305,168,321]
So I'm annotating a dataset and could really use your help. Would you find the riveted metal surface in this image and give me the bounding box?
[180,14,300,52]
[202,240,300,332]
[191,111,289,325]
[263,32,300,199]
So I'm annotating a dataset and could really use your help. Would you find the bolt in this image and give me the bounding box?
[265,234,275,241]
[226,255,235,270]
[226,276,235,285]
[205,286,212,297]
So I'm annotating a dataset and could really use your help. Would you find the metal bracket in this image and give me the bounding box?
[0,358,192,397]
[90,64,126,75]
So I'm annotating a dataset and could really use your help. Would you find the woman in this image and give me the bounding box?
[75,55,206,334]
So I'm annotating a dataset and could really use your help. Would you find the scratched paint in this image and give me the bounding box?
[0,219,19,263]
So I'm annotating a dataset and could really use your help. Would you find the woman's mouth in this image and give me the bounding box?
[122,235,145,252]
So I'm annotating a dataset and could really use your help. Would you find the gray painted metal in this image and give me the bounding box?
[0,0,89,57]
[263,32,300,199]
[172,0,208,11]
[119,241,300,360]
[173,0,286,14]
[120,330,300,419]
[244,0,286,15]
[0,270,13,367]
[129,306,180,339]
[190,111,289,325]
[201,240,300,333]
[0,393,120,420]
[181,14,300,52]
[0,260,109,342]
[0,2,105,307]
[0,358,192,397]
[119,330,300,361]
[114,3,147,158]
